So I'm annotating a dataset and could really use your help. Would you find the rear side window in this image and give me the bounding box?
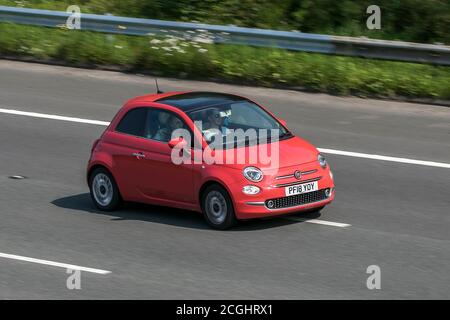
[115,108,147,137]
[144,109,188,143]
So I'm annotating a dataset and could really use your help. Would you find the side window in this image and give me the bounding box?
[144,109,189,144]
[116,108,147,137]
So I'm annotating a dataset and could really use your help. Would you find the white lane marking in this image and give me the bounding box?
[285,217,351,228]
[1,107,449,169]
[318,148,450,169]
[0,252,111,275]
[0,108,110,126]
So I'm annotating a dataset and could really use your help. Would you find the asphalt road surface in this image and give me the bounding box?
[0,60,449,299]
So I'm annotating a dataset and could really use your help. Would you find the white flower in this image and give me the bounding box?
[150,39,162,44]
[198,48,208,53]
[164,38,178,45]
[193,37,213,44]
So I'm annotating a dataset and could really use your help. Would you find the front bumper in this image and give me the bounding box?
[230,164,335,219]
[236,189,334,219]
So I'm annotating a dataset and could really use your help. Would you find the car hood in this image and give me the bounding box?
[204,136,319,171]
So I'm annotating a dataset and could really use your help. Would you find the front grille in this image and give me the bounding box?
[265,189,328,209]
[276,177,321,188]
[275,169,318,180]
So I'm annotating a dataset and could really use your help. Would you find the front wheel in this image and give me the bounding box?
[89,167,121,211]
[201,185,236,230]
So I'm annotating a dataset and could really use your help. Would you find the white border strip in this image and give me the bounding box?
[1,107,449,169]
[286,217,351,227]
[0,108,110,126]
[318,148,450,169]
[0,252,111,275]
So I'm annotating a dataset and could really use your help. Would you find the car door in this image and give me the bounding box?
[105,107,155,202]
[133,108,195,205]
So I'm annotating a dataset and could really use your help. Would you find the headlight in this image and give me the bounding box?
[243,166,263,182]
[318,153,327,168]
[242,185,260,195]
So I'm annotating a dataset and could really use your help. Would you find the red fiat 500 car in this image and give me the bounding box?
[87,92,335,229]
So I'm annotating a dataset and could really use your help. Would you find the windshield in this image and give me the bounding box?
[187,100,291,148]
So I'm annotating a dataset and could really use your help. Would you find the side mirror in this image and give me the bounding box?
[279,119,287,127]
[168,137,187,149]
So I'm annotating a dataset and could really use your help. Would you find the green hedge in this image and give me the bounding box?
[1,23,449,100]
[0,0,448,44]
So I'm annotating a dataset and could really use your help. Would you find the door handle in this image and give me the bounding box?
[131,152,146,159]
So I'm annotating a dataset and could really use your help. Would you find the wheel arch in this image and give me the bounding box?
[86,162,123,200]
[87,163,111,184]
[87,163,122,198]
[198,179,236,212]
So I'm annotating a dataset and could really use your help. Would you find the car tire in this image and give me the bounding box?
[201,184,236,230]
[89,167,121,211]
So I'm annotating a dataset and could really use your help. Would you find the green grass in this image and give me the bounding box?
[0,23,449,100]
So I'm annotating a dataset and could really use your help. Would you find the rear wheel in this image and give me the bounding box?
[201,185,236,230]
[89,167,121,211]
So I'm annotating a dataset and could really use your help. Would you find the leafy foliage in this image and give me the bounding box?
[1,0,448,43]
[0,23,448,100]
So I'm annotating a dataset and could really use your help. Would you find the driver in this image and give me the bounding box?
[203,108,230,141]
[206,108,223,130]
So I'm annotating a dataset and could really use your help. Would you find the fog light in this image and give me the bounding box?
[242,185,260,195]
[325,188,332,198]
[267,200,275,208]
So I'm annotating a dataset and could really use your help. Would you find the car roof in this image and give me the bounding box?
[154,92,247,112]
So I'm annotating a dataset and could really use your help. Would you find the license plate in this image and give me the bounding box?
[285,181,318,196]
